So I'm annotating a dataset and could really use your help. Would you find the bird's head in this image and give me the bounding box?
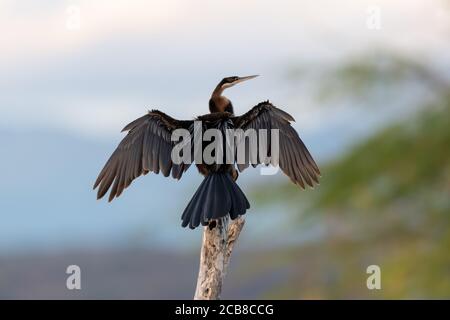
[212,75,259,97]
[219,75,259,90]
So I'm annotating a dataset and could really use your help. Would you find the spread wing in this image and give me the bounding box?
[93,110,193,201]
[232,101,321,188]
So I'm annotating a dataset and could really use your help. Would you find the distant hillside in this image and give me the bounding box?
[252,94,450,298]
[0,248,291,299]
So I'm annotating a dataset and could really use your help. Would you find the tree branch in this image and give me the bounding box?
[193,216,245,300]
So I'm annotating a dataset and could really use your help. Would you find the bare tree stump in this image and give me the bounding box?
[194,215,245,300]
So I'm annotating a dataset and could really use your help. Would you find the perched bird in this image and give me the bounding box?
[93,76,320,229]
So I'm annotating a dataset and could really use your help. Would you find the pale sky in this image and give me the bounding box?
[0,0,449,140]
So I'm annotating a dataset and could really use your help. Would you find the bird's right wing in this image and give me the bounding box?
[93,110,193,202]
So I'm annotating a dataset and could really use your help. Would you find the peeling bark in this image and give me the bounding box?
[194,216,245,300]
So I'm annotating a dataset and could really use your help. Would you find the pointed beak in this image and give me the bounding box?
[234,75,259,85]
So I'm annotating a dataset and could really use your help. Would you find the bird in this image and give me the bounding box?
[93,75,320,229]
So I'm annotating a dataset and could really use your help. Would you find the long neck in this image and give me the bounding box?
[209,86,234,114]
[211,84,225,98]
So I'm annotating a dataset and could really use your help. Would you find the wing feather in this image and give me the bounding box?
[232,101,320,188]
[94,110,193,201]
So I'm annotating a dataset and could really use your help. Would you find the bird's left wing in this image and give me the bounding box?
[94,110,193,201]
[231,101,320,188]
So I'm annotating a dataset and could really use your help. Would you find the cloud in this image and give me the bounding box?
[0,0,448,141]
[0,0,184,70]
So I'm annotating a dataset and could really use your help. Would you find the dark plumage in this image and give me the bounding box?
[94,76,320,229]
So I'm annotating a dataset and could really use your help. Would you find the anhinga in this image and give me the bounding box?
[94,76,320,229]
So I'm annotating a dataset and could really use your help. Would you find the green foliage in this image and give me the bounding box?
[251,95,450,298]
[315,96,450,211]
[288,51,449,102]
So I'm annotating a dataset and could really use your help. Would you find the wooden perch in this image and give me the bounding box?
[194,215,246,300]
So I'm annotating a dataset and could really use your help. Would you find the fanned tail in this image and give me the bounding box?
[181,172,250,229]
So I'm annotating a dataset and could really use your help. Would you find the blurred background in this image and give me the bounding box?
[0,0,449,299]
